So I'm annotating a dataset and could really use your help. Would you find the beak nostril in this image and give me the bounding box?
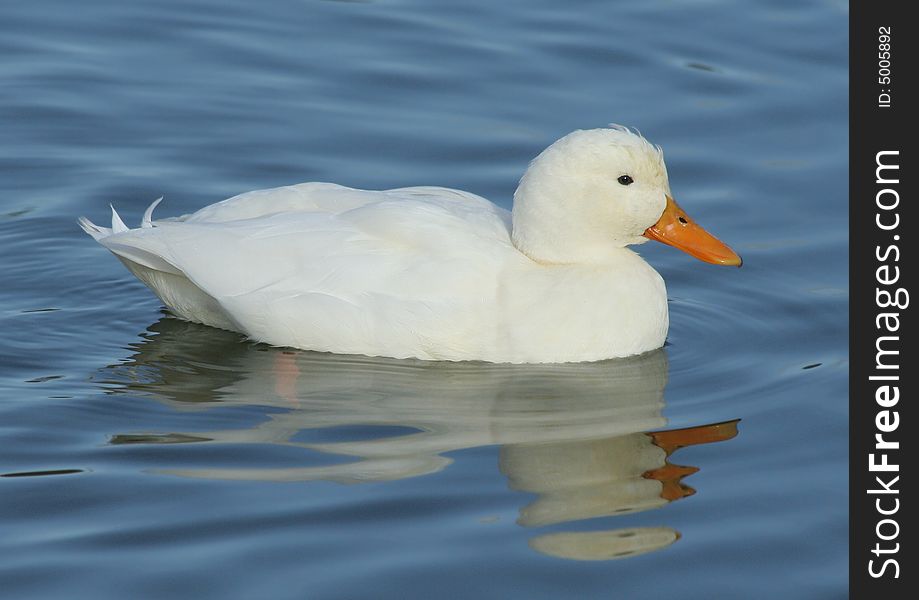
[678,216,688,224]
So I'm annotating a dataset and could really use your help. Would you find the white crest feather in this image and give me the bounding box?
[607,123,665,160]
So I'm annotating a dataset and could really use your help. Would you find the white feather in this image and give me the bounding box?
[77,216,111,241]
[142,197,164,228]
[110,204,129,234]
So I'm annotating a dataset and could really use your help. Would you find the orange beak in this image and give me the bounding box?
[643,196,742,266]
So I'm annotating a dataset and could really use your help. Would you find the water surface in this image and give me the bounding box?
[1,1,847,598]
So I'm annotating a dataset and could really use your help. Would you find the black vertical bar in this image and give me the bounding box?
[851,2,913,596]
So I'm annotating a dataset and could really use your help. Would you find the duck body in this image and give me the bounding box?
[81,127,737,363]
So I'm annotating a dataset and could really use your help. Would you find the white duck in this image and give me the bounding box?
[80,126,740,363]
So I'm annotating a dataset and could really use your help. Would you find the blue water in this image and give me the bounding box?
[0,1,848,598]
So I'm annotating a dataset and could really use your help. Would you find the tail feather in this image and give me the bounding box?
[110,204,129,233]
[142,197,164,228]
[79,198,164,240]
[77,216,111,240]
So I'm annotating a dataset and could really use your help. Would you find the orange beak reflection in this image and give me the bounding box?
[643,196,742,267]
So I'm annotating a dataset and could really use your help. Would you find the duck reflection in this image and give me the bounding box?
[103,317,739,561]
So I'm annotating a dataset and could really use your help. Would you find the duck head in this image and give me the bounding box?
[511,126,741,266]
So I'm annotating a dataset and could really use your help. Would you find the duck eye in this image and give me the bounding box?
[617,175,634,186]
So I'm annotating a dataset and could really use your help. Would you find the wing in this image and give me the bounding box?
[86,183,518,358]
[183,182,511,228]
